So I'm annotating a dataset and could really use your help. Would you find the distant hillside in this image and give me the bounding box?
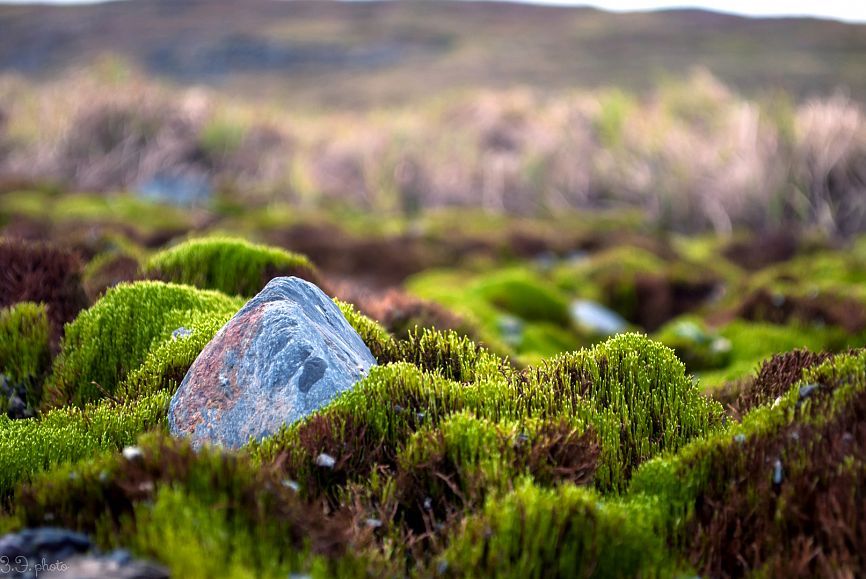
[1,0,865,107]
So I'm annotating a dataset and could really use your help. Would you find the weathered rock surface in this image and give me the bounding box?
[0,527,168,579]
[169,276,377,449]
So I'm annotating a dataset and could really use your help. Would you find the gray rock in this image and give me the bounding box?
[169,276,377,449]
[569,299,628,336]
[0,528,167,579]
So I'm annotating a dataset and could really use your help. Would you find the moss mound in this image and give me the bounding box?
[523,333,724,490]
[408,267,583,361]
[335,299,399,363]
[0,303,51,416]
[630,348,866,577]
[46,281,243,407]
[439,481,674,578]
[0,391,170,498]
[0,302,51,386]
[253,333,720,507]
[144,236,317,297]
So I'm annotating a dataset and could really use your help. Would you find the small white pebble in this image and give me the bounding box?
[364,518,383,529]
[315,453,336,468]
[122,446,143,461]
[282,479,300,492]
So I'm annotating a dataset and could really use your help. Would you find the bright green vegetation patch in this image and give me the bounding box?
[552,246,667,300]
[407,267,584,361]
[47,281,243,407]
[439,481,676,578]
[675,318,861,389]
[0,303,51,415]
[143,236,317,297]
[0,302,51,385]
[0,191,191,233]
[523,333,724,490]
[0,391,170,498]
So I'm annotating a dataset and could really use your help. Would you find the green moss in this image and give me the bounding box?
[473,269,570,326]
[653,318,732,372]
[397,412,598,515]
[144,236,317,297]
[551,246,666,302]
[0,391,170,497]
[0,191,191,233]
[524,333,724,490]
[439,480,676,578]
[395,327,512,383]
[119,309,235,400]
[696,319,857,389]
[0,302,51,385]
[407,267,582,361]
[256,333,719,495]
[82,242,144,300]
[47,281,243,407]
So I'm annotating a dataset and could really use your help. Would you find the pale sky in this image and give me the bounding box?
[1,0,864,24]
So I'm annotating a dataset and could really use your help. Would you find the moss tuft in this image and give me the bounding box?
[395,327,512,383]
[630,348,866,577]
[0,239,89,341]
[438,480,675,578]
[144,236,317,297]
[523,333,724,490]
[0,302,51,386]
[11,433,371,578]
[0,391,170,498]
[0,303,51,416]
[46,281,243,407]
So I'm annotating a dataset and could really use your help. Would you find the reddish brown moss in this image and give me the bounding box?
[274,412,396,506]
[395,422,599,540]
[687,383,866,577]
[83,253,142,301]
[0,239,89,342]
[718,349,835,419]
[631,274,718,331]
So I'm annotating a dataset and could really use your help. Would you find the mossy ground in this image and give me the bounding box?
[1,218,865,577]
